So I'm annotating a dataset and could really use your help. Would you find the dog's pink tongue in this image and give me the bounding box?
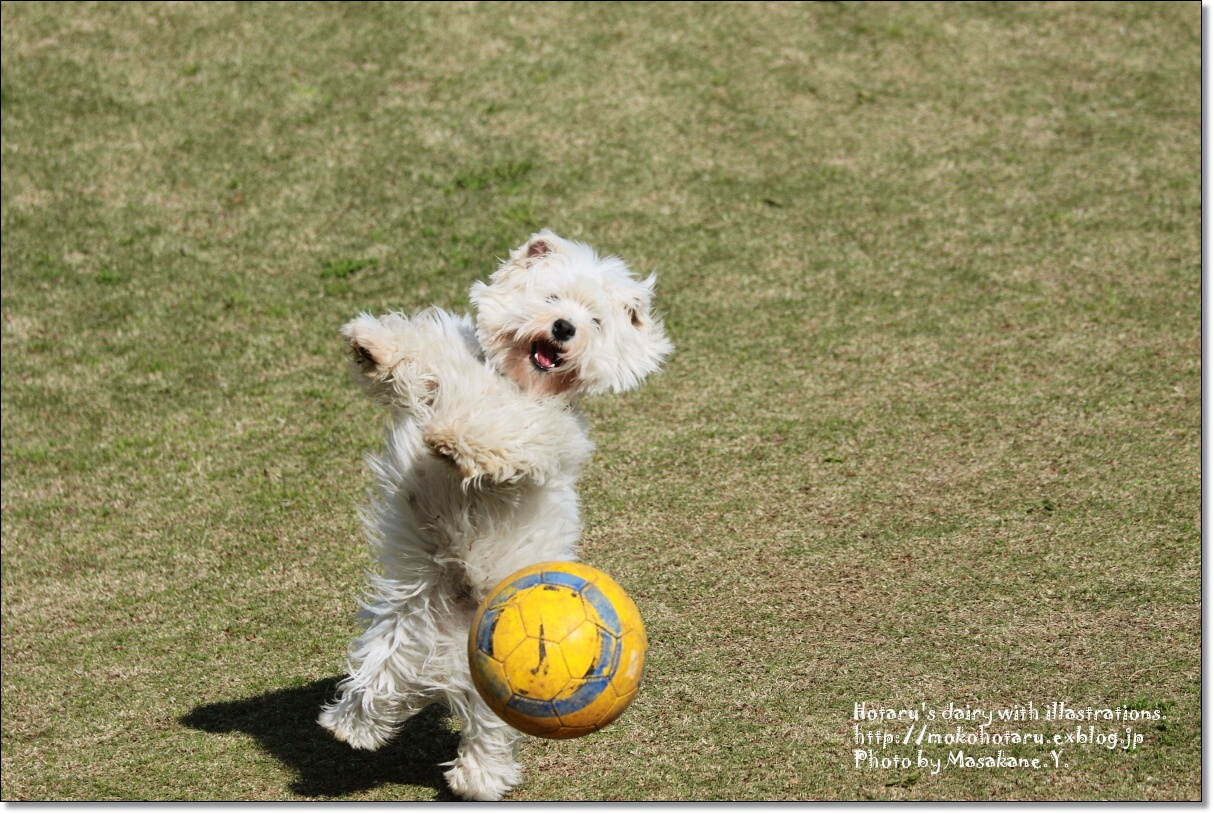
[536,345,556,369]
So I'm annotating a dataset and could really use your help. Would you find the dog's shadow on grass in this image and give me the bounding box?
[179,677,460,800]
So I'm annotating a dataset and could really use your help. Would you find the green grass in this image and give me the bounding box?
[1,0,1199,801]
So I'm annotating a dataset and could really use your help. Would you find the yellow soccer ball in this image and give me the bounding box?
[468,561,647,739]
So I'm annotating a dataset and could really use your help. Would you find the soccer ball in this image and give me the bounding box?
[468,561,647,739]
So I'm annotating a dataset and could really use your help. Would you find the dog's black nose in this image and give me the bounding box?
[552,319,576,343]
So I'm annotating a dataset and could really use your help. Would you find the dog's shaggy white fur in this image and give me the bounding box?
[318,230,672,800]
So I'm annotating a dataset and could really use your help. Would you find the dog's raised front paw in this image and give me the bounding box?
[340,313,438,411]
[424,426,526,486]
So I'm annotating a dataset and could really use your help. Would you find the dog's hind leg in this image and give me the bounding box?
[318,680,429,751]
[440,687,523,801]
[318,610,436,750]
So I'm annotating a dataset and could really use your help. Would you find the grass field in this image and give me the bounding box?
[1,1,1200,801]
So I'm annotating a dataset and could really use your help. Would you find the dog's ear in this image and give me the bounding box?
[526,237,553,259]
[508,229,560,266]
[622,273,659,328]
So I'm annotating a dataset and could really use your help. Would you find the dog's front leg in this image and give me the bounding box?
[340,312,441,413]
[423,400,592,487]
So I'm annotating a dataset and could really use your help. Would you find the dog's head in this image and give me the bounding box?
[470,229,673,398]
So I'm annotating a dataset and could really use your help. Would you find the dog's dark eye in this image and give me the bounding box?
[592,318,602,327]
[628,308,642,328]
[545,295,560,304]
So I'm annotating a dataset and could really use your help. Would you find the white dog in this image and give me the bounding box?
[318,230,672,800]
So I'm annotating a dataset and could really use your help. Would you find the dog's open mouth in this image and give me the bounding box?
[530,339,563,372]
